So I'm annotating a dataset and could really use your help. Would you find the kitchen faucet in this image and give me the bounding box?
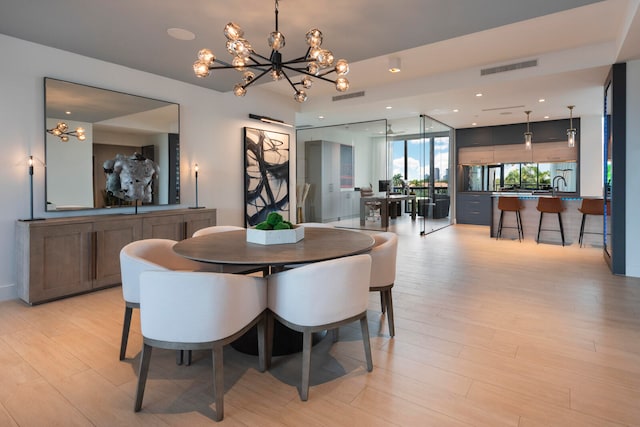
[552,175,567,196]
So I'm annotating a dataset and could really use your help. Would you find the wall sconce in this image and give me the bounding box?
[46,122,86,142]
[524,110,533,151]
[388,57,401,73]
[567,105,576,148]
[189,163,204,209]
[249,114,293,128]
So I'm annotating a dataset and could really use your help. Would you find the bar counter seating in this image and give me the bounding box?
[496,196,524,241]
[536,197,565,246]
[578,198,608,247]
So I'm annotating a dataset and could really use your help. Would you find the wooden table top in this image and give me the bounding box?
[173,227,375,266]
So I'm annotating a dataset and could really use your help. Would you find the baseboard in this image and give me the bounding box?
[0,283,17,302]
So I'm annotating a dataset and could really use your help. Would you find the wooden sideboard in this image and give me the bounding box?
[16,208,216,304]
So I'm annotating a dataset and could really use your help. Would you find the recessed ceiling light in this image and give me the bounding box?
[472,122,478,126]
[475,93,483,97]
[538,98,545,103]
[167,28,195,41]
[544,115,550,119]
[453,109,459,113]
[318,115,325,119]
[385,106,392,110]
[65,111,71,115]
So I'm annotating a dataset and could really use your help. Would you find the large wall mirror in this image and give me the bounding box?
[44,78,180,211]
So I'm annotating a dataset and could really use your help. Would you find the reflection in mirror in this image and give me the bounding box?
[44,78,180,211]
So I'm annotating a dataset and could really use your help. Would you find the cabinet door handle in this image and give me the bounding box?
[91,231,97,281]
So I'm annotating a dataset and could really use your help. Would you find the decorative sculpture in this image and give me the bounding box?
[103,153,159,208]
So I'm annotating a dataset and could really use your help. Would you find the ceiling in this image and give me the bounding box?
[2,0,639,131]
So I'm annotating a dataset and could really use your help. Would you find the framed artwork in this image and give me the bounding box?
[244,127,290,226]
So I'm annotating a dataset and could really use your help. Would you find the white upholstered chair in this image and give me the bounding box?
[192,225,268,276]
[134,270,267,421]
[119,238,207,361]
[369,232,398,337]
[266,254,373,401]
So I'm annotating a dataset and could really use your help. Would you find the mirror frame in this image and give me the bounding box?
[44,77,180,212]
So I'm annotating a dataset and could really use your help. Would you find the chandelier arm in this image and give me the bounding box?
[280,64,338,84]
[280,70,300,93]
[241,68,271,89]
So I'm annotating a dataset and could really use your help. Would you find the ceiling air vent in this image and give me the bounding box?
[480,59,538,76]
[332,91,365,101]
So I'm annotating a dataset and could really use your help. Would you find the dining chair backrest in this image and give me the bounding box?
[120,238,204,304]
[369,232,398,288]
[267,254,371,327]
[139,271,267,343]
[193,225,244,238]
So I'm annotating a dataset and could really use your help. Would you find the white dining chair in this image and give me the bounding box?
[369,232,398,337]
[134,270,267,421]
[119,238,210,361]
[266,254,373,401]
[192,225,269,276]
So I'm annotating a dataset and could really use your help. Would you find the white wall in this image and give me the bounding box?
[0,34,295,300]
[626,59,640,277]
[579,114,604,197]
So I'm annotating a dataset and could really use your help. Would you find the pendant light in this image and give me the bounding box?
[567,105,576,148]
[524,110,532,150]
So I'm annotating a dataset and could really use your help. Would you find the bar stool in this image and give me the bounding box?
[578,198,606,247]
[536,197,565,246]
[497,197,523,241]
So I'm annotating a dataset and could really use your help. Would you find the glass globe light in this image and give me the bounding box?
[197,48,215,66]
[58,122,68,132]
[317,49,334,67]
[307,62,319,75]
[193,60,210,78]
[301,76,313,89]
[305,29,323,47]
[224,22,243,40]
[243,71,255,83]
[233,39,252,59]
[335,77,349,92]
[268,31,285,50]
[52,128,62,136]
[294,90,308,103]
[61,135,69,142]
[271,69,282,81]
[233,84,247,97]
[78,134,86,141]
[232,57,246,70]
[309,47,321,60]
[335,59,349,75]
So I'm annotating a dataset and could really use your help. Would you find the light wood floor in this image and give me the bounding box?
[1,223,640,426]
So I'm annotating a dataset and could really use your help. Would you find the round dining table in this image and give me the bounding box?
[173,226,376,355]
[173,226,375,268]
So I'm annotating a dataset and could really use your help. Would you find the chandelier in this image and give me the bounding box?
[192,0,350,103]
[46,122,86,142]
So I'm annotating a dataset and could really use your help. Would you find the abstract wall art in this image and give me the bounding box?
[244,127,290,226]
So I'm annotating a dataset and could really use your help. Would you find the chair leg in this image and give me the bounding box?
[497,210,504,239]
[516,211,523,242]
[359,315,373,372]
[120,306,133,360]
[300,330,313,401]
[579,213,587,247]
[212,345,224,421]
[385,289,395,337]
[257,314,266,373]
[380,291,386,313]
[265,311,274,370]
[557,213,565,246]
[331,328,339,343]
[537,212,544,243]
[134,343,153,412]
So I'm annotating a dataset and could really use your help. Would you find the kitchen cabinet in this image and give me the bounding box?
[532,141,577,162]
[458,146,494,165]
[456,193,491,225]
[16,208,216,304]
[305,140,342,222]
[493,144,533,163]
